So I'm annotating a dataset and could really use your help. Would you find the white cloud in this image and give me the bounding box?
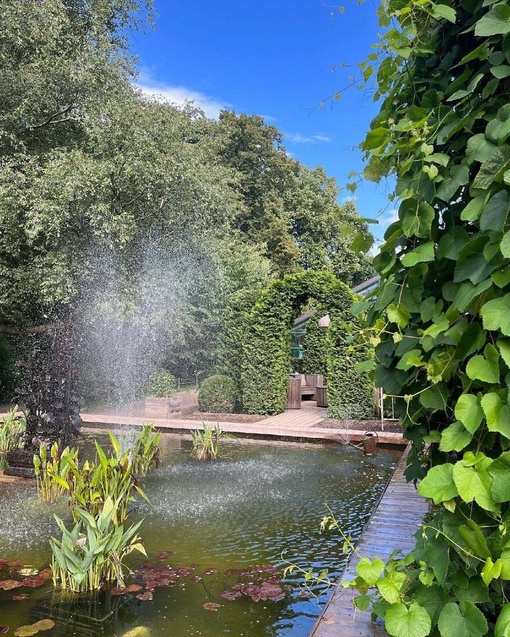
[381,208,399,226]
[135,72,231,119]
[285,132,332,144]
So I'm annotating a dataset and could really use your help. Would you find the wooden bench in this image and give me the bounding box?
[297,374,324,400]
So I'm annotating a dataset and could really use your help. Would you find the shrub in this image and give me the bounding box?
[198,375,236,413]
[146,368,176,397]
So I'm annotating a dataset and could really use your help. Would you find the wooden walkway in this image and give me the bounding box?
[80,402,405,446]
[309,447,429,637]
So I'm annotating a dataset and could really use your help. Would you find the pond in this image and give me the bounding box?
[0,432,400,637]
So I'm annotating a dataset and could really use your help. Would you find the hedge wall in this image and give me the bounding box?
[222,270,373,416]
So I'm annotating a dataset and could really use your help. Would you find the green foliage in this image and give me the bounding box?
[190,423,231,461]
[300,312,329,378]
[43,427,159,592]
[346,0,510,633]
[326,311,374,419]
[146,369,176,397]
[0,405,26,453]
[198,374,236,413]
[0,405,26,470]
[222,271,372,415]
[33,443,79,503]
[50,497,146,592]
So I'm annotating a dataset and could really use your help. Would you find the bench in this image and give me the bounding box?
[297,374,324,400]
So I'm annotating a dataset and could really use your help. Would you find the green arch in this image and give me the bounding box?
[228,271,372,415]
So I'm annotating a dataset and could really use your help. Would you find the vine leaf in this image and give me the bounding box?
[437,601,488,637]
[481,295,510,334]
[417,464,458,504]
[495,603,510,637]
[377,571,407,604]
[385,601,431,637]
[356,557,384,586]
[452,459,497,512]
[475,4,510,37]
[454,394,484,434]
[465,345,500,383]
[488,451,510,502]
[440,422,472,453]
[480,392,510,439]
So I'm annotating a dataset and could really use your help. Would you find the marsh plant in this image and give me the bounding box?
[50,496,146,592]
[130,424,161,475]
[191,423,232,461]
[36,426,159,593]
[0,405,26,470]
[33,442,79,503]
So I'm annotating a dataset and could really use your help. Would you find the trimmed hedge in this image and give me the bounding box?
[222,270,374,416]
[198,374,236,413]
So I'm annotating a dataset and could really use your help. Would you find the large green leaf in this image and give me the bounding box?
[473,146,510,189]
[440,422,473,452]
[453,458,497,512]
[481,295,510,335]
[437,601,488,637]
[385,602,432,637]
[465,345,500,383]
[402,241,435,267]
[488,452,510,502]
[480,294,510,336]
[495,603,510,637]
[377,571,407,604]
[455,394,484,434]
[475,4,510,37]
[417,464,458,503]
[481,392,510,438]
[479,190,510,232]
[356,556,385,586]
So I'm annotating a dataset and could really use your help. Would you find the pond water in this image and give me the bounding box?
[0,433,400,637]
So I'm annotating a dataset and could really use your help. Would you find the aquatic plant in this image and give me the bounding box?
[130,424,161,475]
[33,443,79,503]
[50,496,146,592]
[191,423,231,461]
[0,406,26,469]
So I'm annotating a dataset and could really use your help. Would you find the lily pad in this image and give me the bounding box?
[203,602,221,611]
[0,580,22,591]
[14,620,54,637]
[136,591,153,601]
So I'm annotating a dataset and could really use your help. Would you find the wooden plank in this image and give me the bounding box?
[310,446,429,637]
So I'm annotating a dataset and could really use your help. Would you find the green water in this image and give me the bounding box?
[0,434,400,637]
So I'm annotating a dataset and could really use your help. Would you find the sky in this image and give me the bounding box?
[128,0,397,245]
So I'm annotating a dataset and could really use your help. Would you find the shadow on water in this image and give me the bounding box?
[0,434,400,637]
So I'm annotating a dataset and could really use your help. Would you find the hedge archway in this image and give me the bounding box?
[222,271,373,415]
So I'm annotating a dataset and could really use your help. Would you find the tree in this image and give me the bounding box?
[347,0,510,634]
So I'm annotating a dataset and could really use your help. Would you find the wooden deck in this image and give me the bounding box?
[80,401,405,446]
[309,447,429,637]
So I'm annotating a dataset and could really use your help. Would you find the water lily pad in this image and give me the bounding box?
[203,602,221,611]
[14,620,54,636]
[12,594,29,601]
[156,551,172,560]
[136,591,153,601]
[0,580,22,590]
[124,584,143,593]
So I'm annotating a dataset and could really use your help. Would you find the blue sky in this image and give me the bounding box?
[129,0,397,244]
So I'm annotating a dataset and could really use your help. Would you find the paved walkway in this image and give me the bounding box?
[80,402,405,446]
[309,447,429,637]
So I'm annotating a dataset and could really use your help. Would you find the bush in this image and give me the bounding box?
[146,368,176,397]
[198,375,236,413]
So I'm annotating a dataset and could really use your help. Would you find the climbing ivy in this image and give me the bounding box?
[346,0,510,635]
[222,271,372,415]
